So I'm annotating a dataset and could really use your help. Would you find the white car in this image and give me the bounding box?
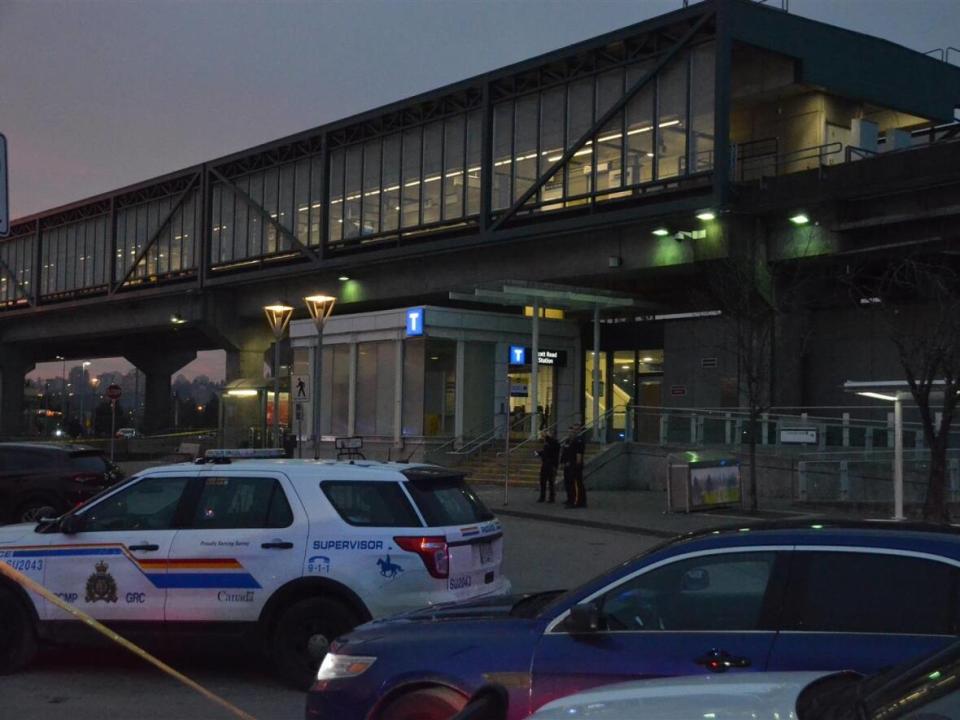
[114,427,139,439]
[0,450,509,687]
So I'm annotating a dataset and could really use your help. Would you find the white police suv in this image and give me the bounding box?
[0,450,509,687]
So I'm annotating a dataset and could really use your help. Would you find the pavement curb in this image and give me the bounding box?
[493,507,677,539]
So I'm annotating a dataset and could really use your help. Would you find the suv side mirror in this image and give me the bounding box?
[60,514,85,535]
[566,602,601,635]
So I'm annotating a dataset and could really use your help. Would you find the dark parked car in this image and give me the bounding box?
[307,521,960,720]
[0,443,124,524]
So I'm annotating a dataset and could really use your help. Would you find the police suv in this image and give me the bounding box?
[0,450,509,687]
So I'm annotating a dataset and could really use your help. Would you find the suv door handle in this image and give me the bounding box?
[262,541,294,550]
[129,543,160,552]
[695,649,751,673]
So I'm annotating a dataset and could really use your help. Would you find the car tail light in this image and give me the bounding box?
[394,536,449,579]
[71,473,102,484]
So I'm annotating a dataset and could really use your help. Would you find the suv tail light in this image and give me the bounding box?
[394,536,449,579]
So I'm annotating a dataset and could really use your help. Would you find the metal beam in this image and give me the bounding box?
[208,167,321,265]
[488,8,714,233]
[113,173,201,292]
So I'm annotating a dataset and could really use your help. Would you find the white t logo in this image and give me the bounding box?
[408,311,420,333]
[512,348,524,363]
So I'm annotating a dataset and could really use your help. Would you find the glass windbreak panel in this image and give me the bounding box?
[492,101,513,211]
[539,86,565,208]
[424,337,456,436]
[404,474,494,526]
[566,77,594,199]
[328,148,344,243]
[356,340,396,437]
[597,552,776,631]
[191,476,293,529]
[514,94,539,204]
[443,115,465,221]
[421,121,443,225]
[343,145,362,241]
[381,133,401,233]
[690,42,715,173]
[82,476,190,532]
[401,127,421,228]
[465,110,482,216]
[362,138,381,236]
[330,344,350,436]
[626,61,656,186]
[402,337,425,437]
[320,481,422,527]
[596,68,625,194]
[657,55,689,179]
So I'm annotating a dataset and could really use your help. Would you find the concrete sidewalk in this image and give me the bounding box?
[471,483,837,540]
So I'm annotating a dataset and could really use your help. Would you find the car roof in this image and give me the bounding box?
[146,458,456,482]
[0,442,97,454]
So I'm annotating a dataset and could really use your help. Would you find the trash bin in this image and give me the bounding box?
[667,451,741,513]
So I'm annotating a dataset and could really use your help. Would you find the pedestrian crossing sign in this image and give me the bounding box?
[294,375,310,402]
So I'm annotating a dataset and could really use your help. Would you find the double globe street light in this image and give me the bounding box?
[263,293,336,455]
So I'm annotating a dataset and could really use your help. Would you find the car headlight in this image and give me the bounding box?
[316,654,377,681]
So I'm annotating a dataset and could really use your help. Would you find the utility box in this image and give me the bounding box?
[667,451,741,513]
[851,119,879,153]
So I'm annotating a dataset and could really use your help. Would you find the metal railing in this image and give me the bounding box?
[733,140,843,181]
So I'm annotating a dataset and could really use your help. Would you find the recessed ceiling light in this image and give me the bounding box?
[696,210,716,221]
[790,213,809,225]
[642,356,654,362]
[652,227,669,237]
[339,275,350,282]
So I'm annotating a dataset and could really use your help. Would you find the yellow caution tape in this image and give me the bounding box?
[0,560,258,720]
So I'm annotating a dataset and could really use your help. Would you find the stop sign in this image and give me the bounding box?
[106,383,122,401]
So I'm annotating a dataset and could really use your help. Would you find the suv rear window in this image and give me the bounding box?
[69,452,107,474]
[403,474,493,526]
[321,481,422,527]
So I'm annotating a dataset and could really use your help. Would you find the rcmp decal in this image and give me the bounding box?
[218,590,255,603]
[313,539,385,551]
[376,554,404,579]
[307,555,331,574]
[85,561,119,603]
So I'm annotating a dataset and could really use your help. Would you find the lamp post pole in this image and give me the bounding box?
[305,295,337,460]
[79,361,91,435]
[264,304,294,449]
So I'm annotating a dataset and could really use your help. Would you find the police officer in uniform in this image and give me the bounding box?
[535,429,560,503]
[560,425,587,508]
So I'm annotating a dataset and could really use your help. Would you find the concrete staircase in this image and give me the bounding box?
[458,442,609,486]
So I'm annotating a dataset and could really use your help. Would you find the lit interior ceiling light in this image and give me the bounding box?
[696,210,716,221]
[857,391,898,402]
[790,213,810,225]
[642,356,655,362]
[652,227,670,237]
[339,276,350,282]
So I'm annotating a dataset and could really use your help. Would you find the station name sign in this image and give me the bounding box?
[509,346,567,367]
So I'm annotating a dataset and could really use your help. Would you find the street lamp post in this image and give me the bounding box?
[79,361,91,435]
[264,304,294,449]
[304,295,336,459]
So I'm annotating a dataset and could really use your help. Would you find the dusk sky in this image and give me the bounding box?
[3,0,958,382]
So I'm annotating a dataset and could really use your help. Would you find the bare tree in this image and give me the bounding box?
[853,258,960,523]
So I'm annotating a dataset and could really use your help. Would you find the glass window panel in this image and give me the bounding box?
[233,177,248,261]
[492,101,513,211]
[356,341,396,438]
[540,87,565,206]
[170,204,183,273]
[40,233,49,294]
[135,205,148,278]
[343,145,362,240]
[381,133,401,232]
[566,78,594,198]
[220,185,235,263]
[263,167,279,255]
[89,219,100,286]
[401,128,421,228]
[690,42,715,173]
[328,149,344,243]
[278,163,295,239]
[596,70,625,193]
[465,111,482,216]
[181,191,196,270]
[191,476,293,530]
[295,159,310,246]
[211,184,222,266]
[309,156,323,247]
[248,172,264,258]
[157,199,171,276]
[64,227,76,291]
[421,121,442,225]
[626,61,656,186]
[147,201,161,276]
[657,54,689,179]
[442,115,465,221]
[362,138,381,236]
[513,95,538,205]
[82,475,190,532]
[331,344,350,436]
[122,209,135,280]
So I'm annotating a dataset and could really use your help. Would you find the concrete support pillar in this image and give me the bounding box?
[126,351,197,434]
[347,343,357,437]
[530,300,539,441]
[454,339,465,445]
[394,338,404,449]
[0,349,34,437]
[225,343,271,383]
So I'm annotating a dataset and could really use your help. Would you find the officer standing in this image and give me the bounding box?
[560,424,587,508]
[535,429,560,503]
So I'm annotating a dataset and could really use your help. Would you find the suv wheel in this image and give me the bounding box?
[377,687,467,720]
[17,499,60,524]
[0,586,38,674]
[271,596,358,689]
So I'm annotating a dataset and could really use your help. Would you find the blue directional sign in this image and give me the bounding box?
[406,307,424,337]
[509,345,527,365]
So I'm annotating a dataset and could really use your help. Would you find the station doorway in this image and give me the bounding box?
[585,349,663,441]
[508,364,557,438]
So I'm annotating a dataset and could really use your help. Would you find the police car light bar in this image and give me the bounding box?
[204,448,286,459]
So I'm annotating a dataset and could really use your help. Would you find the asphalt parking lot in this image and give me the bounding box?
[0,514,659,720]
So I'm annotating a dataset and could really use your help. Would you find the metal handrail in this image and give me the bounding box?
[448,414,529,460]
[626,404,925,429]
[429,417,500,457]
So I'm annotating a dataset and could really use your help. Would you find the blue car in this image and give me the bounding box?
[306,521,960,720]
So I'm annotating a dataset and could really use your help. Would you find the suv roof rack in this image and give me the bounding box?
[197,448,286,464]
